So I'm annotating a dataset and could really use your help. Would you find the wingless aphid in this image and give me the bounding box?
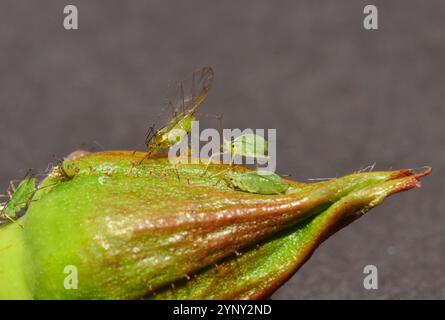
[226,133,268,162]
[0,176,37,222]
[140,66,215,163]
[226,170,289,195]
[203,133,269,175]
[1,159,79,223]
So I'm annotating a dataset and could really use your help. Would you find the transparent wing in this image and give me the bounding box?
[163,66,214,130]
[143,66,214,149]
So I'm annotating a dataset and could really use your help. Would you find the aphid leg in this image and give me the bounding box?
[125,161,136,176]
[34,181,62,193]
[34,172,50,179]
[9,180,17,193]
[168,100,176,117]
[136,126,159,165]
[172,163,181,182]
[92,140,105,152]
[137,149,155,166]
[0,203,23,228]
[2,214,23,228]
[202,152,224,176]
[208,168,231,186]
[133,126,155,156]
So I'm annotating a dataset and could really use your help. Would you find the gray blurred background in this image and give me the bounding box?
[0,0,443,299]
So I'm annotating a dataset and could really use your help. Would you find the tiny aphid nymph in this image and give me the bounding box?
[50,159,79,180]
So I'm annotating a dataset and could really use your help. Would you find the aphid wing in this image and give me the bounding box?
[166,66,214,117]
[153,66,214,149]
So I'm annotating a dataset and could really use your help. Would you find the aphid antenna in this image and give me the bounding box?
[92,140,105,152]
[1,214,24,228]
[307,177,335,181]
[49,154,64,165]
[357,162,377,173]
[44,155,60,173]
[202,152,227,176]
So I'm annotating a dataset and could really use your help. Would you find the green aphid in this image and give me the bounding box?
[61,159,78,179]
[144,66,214,154]
[226,170,289,195]
[204,133,269,174]
[225,133,268,161]
[1,177,37,220]
[50,159,79,181]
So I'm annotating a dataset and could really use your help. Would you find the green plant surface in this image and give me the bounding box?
[0,151,431,300]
